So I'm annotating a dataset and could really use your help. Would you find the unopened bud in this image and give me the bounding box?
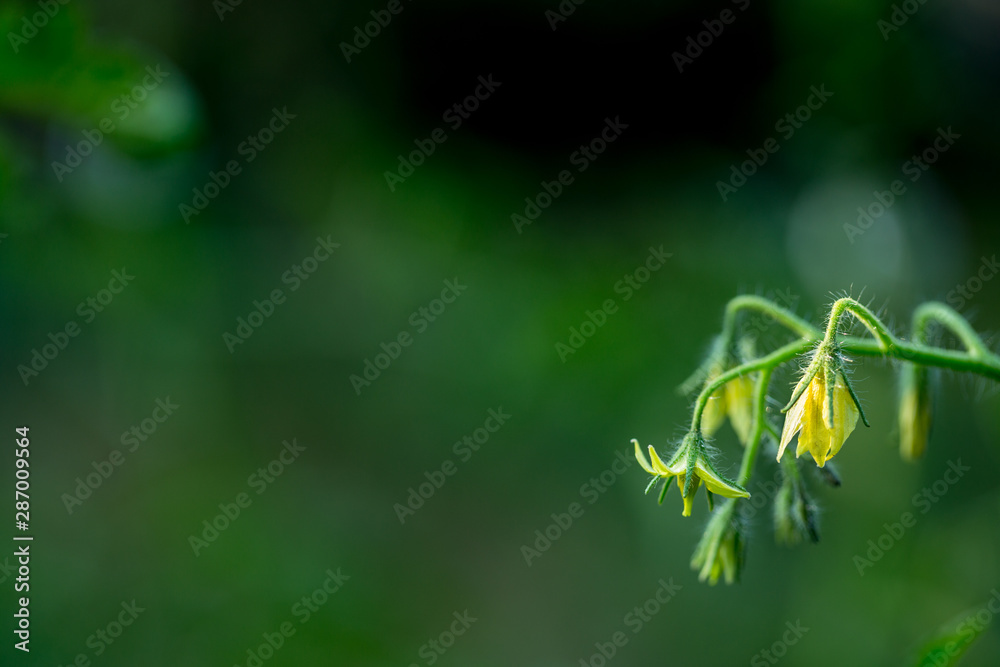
[898,364,932,461]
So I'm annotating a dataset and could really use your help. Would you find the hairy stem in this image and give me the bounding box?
[691,296,1000,433]
[679,296,818,395]
[721,295,818,342]
[691,340,809,432]
[911,301,990,358]
[838,338,1000,381]
[824,298,895,352]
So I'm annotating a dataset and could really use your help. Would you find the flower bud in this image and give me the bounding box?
[774,475,819,545]
[898,364,932,461]
[691,499,745,585]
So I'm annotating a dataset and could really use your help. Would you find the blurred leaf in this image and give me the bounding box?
[912,604,990,667]
[0,2,201,154]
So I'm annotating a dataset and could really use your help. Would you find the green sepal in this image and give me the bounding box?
[658,479,671,505]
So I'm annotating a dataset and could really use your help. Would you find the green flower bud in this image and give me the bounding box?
[774,474,819,546]
[691,499,745,585]
[898,364,932,461]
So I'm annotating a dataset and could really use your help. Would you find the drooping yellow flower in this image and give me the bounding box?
[634,436,749,517]
[777,372,859,467]
[702,368,755,446]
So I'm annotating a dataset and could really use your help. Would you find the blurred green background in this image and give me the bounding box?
[2,0,1000,665]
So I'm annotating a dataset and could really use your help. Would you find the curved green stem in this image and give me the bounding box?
[828,298,1000,380]
[679,296,818,395]
[912,301,990,358]
[839,338,1000,381]
[721,295,818,342]
[690,296,1000,433]
[825,298,895,353]
[691,339,810,432]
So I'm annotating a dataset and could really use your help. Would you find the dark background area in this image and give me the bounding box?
[1,1,999,665]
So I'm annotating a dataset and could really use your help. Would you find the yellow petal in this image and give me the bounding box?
[725,374,755,444]
[702,388,727,436]
[633,439,655,474]
[825,381,859,461]
[795,377,830,465]
[647,445,676,476]
[795,376,858,467]
[777,380,808,460]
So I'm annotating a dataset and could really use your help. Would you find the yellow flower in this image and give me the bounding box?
[634,435,749,517]
[899,365,931,461]
[702,367,755,445]
[777,372,859,467]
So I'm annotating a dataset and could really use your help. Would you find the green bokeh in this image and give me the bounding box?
[1,1,999,665]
